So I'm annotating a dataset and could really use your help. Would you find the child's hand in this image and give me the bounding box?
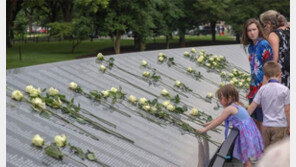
[202,122,210,127]
[196,128,207,134]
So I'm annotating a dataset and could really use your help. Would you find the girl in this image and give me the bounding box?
[241,18,273,133]
[260,10,290,88]
[196,84,264,167]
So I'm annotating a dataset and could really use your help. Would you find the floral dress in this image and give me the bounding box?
[224,104,264,163]
[274,28,290,88]
[247,38,273,98]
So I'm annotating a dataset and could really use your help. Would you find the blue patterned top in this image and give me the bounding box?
[247,38,273,98]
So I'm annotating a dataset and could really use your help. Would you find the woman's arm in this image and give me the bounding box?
[268,32,280,62]
[197,107,234,133]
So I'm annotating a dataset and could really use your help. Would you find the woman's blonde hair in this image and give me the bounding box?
[260,10,287,30]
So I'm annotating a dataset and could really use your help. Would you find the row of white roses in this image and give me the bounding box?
[127,93,199,116]
[32,134,67,147]
[11,85,63,110]
[69,82,119,98]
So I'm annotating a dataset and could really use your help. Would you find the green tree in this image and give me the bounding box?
[194,0,230,42]
[6,0,24,47]
[152,0,184,49]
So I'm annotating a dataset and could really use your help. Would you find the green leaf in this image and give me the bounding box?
[71,98,74,103]
[40,111,50,119]
[42,88,46,92]
[86,150,97,161]
[173,94,180,104]
[77,118,87,124]
[44,144,64,160]
[69,143,85,160]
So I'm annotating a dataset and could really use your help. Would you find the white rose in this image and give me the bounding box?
[209,57,214,61]
[191,48,197,53]
[162,100,170,107]
[219,55,224,59]
[32,97,46,110]
[190,108,199,116]
[197,56,204,63]
[238,71,242,75]
[247,77,251,82]
[142,105,151,111]
[100,65,106,72]
[142,71,150,78]
[184,51,190,56]
[245,104,250,110]
[161,89,169,96]
[97,53,104,60]
[54,134,67,147]
[213,55,218,59]
[128,95,137,103]
[219,83,225,87]
[49,87,59,96]
[52,98,63,109]
[141,60,148,66]
[32,134,45,147]
[158,52,164,57]
[175,80,181,87]
[11,90,23,101]
[229,73,234,78]
[232,77,238,83]
[230,80,234,85]
[110,87,118,93]
[221,71,226,77]
[238,82,243,87]
[232,68,237,73]
[241,79,245,83]
[166,104,175,111]
[213,62,217,66]
[138,98,147,105]
[26,85,35,93]
[69,82,78,90]
[158,56,164,62]
[29,88,41,97]
[206,92,213,98]
[217,57,221,62]
[187,67,193,73]
[101,90,109,97]
[151,106,157,112]
[206,63,211,67]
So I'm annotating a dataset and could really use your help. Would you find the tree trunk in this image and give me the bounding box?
[179,28,186,47]
[139,37,145,51]
[6,0,23,48]
[134,33,139,49]
[235,32,240,43]
[72,39,80,53]
[60,0,74,22]
[210,21,216,42]
[165,35,170,49]
[114,30,121,54]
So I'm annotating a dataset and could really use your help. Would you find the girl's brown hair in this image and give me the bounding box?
[260,10,287,31]
[241,18,266,50]
[216,84,242,106]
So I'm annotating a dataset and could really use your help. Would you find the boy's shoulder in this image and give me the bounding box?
[260,82,289,93]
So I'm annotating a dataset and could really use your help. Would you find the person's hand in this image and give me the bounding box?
[202,122,210,127]
[196,128,207,134]
[287,126,290,135]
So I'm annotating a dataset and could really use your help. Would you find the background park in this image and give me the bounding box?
[7,0,289,69]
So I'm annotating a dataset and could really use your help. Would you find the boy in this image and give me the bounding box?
[247,61,290,149]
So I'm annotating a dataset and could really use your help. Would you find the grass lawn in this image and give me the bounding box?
[6,35,235,69]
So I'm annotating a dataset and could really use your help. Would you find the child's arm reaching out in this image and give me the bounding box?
[196,106,235,133]
[247,101,258,115]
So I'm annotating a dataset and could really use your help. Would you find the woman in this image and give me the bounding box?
[241,18,273,133]
[260,10,290,88]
